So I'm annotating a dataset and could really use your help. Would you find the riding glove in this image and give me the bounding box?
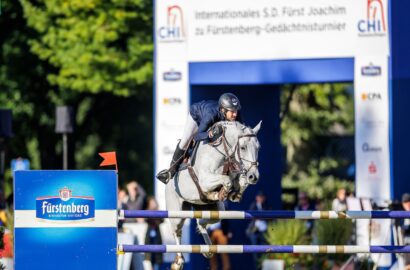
[209,124,223,141]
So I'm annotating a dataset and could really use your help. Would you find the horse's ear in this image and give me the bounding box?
[252,121,262,134]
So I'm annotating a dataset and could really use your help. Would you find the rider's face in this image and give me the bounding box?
[225,110,238,121]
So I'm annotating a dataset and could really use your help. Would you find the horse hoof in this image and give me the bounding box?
[228,192,242,202]
[202,252,214,259]
[171,262,184,270]
[171,255,185,270]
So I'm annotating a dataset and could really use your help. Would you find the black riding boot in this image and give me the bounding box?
[156,144,185,184]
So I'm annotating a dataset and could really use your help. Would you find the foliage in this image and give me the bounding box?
[21,0,153,97]
[282,158,354,202]
[313,219,353,269]
[262,220,312,268]
[0,0,154,192]
[280,84,355,201]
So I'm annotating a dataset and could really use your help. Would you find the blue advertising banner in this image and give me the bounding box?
[14,170,117,270]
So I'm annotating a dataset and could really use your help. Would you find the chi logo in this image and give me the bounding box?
[157,5,185,42]
[357,0,387,36]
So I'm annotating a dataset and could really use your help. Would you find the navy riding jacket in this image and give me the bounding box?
[189,100,242,142]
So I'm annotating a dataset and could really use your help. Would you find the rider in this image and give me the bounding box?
[156,93,242,184]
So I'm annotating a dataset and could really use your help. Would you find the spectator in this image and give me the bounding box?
[332,188,347,212]
[144,197,163,270]
[125,181,147,223]
[118,188,128,209]
[295,191,315,233]
[117,189,128,231]
[246,191,270,268]
[295,191,315,211]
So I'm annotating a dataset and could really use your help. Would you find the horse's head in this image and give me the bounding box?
[219,121,261,193]
[236,121,261,185]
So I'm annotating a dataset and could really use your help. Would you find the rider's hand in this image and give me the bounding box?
[208,125,223,141]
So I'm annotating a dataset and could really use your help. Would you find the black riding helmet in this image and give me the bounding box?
[218,93,241,111]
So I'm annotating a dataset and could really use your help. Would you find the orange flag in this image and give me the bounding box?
[99,152,117,172]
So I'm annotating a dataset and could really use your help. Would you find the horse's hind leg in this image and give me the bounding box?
[195,202,226,259]
[196,220,214,259]
[166,184,186,270]
[171,227,185,270]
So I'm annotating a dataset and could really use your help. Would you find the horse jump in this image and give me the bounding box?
[118,244,410,254]
[118,209,410,256]
[119,210,410,220]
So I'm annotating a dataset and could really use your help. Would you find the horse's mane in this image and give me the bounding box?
[217,121,253,135]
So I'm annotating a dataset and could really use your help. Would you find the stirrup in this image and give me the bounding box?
[156,169,171,184]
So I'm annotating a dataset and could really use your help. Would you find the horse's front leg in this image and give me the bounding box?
[200,173,232,201]
[229,174,248,202]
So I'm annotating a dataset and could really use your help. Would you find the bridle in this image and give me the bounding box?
[211,126,259,177]
[187,124,259,203]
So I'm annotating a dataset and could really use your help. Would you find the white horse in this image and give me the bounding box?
[165,121,262,270]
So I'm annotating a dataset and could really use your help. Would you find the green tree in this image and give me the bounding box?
[0,0,154,192]
[21,0,153,97]
[0,0,59,174]
[281,84,355,202]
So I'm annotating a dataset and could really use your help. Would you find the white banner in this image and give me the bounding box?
[154,0,391,216]
[354,55,391,267]
[355,55,390,201]
[186,0,389,62]
[155,0,190,210]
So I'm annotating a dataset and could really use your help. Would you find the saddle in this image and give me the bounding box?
[178,139,200,171]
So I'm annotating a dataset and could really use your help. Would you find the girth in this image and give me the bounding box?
[187,166,215,204]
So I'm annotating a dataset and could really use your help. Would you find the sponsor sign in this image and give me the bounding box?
[155,60,189,212]
[14,170,117,270]
[355,55,390,267]
[163,70,182,81]
[163,97,182,105]
[361,92,382,101]
[361,64,382,76]
[362,143,382,153]
[368,161,377,174]
[36,187,95,221]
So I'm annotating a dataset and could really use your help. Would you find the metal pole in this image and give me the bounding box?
[63,133,68,170]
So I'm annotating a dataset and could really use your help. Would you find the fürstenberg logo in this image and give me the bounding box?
[36,187,95,222]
